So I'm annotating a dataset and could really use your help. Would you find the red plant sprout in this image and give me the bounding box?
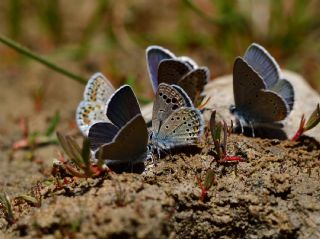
[12,117,29,150]
[292,104,320,141]
[209,111,244,164]
[12,112,60,151]
[196,169,215,202]
[219,155,244,164]
[195,176,206,202]
[31,85,46,112]
[55,132,109,179]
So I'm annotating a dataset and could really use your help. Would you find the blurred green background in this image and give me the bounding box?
[0,0,319,99]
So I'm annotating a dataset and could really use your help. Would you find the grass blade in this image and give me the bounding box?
[304,104,320,131]
[45,111,60,136]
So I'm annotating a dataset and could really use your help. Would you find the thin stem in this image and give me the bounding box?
[0,35,87,85]
[291,115,306,141]
[195,175,206,202]
[183,0,220,24]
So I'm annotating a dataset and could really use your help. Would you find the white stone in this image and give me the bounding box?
[142,70,320,141]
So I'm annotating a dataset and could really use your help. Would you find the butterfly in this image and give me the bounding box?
[76,73,115,135]
[149,83,204,152]
[87,85,149,167]
[146,45,209,105]
[230,43,294,136]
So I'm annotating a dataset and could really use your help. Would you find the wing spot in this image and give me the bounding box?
[172,98,177,103]
[172,105,179,110]
[166,98,171,104]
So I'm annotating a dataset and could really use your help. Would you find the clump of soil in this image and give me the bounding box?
[1,133,320,238]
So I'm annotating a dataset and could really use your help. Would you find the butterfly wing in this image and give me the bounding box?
[244,43,280,89]
[88,122,119,151]
[152,83,192,133]
[270,79,294,111]
[233,57,266,108]
[106,85,142,128]
[178,56,198,69]
[155,107,204,148]
[76,101,109,135]
[157,59,191,86]
[146,46,175,92]
[233,57,288,122]
[83,72,115,102]
[95,114,148,162]
[244,90,289,122]
[76,73,115,135]
[177,67,209,103]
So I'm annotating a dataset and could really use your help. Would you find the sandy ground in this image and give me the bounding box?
[0,53,319,238]
[1,118,320,238]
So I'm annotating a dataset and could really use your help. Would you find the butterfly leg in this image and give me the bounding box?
[151,147,161,166]
[239,119,245,134]
[157,147,161,160]
[163,148,173,161]
[249,121,255,137]
[146,148,153,162]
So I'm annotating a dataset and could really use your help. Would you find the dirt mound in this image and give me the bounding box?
[1,134,319,238]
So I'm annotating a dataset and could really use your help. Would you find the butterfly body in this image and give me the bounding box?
[231,43,294,135]
[146,46,209,105]
[88,85,150,167]
[150,83,204,151]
